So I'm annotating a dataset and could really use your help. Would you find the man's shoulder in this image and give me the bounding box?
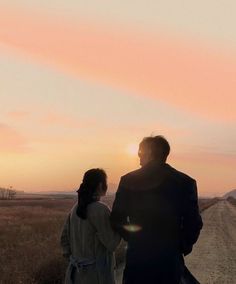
[167,164,196,184]
[120,168,142,184]
[118,164,196,192]
[121,164,195,183]
[122,168,142,178]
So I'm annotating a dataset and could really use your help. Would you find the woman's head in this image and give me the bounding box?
[76,168,107,219]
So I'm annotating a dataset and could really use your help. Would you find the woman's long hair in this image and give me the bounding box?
[76,168,107,219]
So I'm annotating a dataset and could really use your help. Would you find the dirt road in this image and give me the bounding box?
[116,201,236,284]
[185,200,236,284]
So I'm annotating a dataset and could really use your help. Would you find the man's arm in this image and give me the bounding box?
[110,177,130,241]
[181,180,203,256]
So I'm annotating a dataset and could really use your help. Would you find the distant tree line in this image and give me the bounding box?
[0,187,16,200]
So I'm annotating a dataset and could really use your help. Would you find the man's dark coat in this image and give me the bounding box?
[110,161,203,284]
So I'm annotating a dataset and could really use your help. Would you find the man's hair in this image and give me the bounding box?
[139,135,170,162]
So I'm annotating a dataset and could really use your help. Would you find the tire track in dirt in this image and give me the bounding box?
[185,201,236,284]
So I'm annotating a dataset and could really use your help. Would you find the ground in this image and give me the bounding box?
[185,201,236,284]
[0,196,228,284]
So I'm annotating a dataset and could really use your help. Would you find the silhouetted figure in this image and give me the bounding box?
[111,136,203,284]
[61,169,121,284]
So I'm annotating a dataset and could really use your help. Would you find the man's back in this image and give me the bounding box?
[111,161,203,284]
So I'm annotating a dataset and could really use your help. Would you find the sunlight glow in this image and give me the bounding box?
[126,144,139,156]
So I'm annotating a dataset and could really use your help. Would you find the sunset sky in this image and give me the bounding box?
[0,1,235,196]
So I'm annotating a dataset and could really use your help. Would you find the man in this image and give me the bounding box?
[111,136,203,284]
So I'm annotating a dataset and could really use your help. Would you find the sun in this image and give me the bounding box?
[126,144,139,156]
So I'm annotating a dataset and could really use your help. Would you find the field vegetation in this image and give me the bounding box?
[227,196,236,206]
[0,195,218,284]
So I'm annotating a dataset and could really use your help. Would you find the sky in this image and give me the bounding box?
[0,1,235,196]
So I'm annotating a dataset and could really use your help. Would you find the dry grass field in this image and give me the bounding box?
[227,196,236,206]
[0,196,217,284]
[0,199,74,284]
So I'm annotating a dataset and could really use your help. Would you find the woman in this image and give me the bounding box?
[61,169,121,284]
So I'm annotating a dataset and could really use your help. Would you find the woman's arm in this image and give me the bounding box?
[89,203,121,252]
[60,214,71,258]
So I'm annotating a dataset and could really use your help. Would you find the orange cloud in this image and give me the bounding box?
[0,123,29,152]
[1,7,236,121]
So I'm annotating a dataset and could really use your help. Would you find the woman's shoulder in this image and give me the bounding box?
[70,203,78,214]
[88,201,111,215]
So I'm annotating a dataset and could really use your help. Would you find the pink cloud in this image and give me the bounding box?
[172,151,236,166]
[1,7,236,121]
[7,110,30,120]
[40,112,80,129]
[100,122,190,142]
[170,151,236,195]
[39,112,96,129]
[0,123,29,152]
